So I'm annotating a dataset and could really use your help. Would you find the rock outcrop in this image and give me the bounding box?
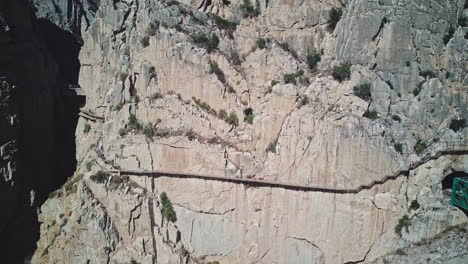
[31,0,468,263]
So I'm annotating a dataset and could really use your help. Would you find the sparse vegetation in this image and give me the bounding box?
[219,109,228,120]
[278,42,298,58]
[297,95,309,108]
[283,73,297,84]
[160,192,176,222]
[256,38,266,49]
[141,36,150,47]
[113,102,124,111]
[459,16,467,27]
[353,83,371,100]
[143,124,155,138]
[395,214,411,236]
[413,83,423,96]
[327,8,343,32]
[363,109,378,120]
[192,33,219,53]
[266,140,277,153]
[420,70,436,79]
[186,129,196,141]
[392,115,401,122]
[443,27,455,45]
[90,171,108,184]
[240,0,260,18]
[209,60,226,84]
[119,128,128,137]
[146,22,158,36]
[214,15,237,30]
[128,114,143,130]
[413,139,427,154]
[271,80,279,87]
[449,118,466,132]
[394,142,403,153]
[409,200,420,211]
[332,64,351,82]
[230,50,242,65]
[244,108,255,124]
[227,112,239,126]
[84,123,91,133]
[85,161,93,171]
[306,49,321,71]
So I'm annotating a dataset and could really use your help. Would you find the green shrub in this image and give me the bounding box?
[414,139,427,154]
[405,61,411,67]
[266,140,277,153]
[214,15,237,30]
[119,128,128,137]
[244,108,255,124]
[449,118,466,132]
[199,102,211,111]
[395,214,411,236]
[271,80,279,87]
[420,70,436,79]
[353,83,371,100]
[332,64,351,82]
[278,42,298,58]
[363,110,378,120]
[113,102,124,111]
[392,115,401,122]
[283,73,297,84]
[90,171,108,184]
[84,123,91,133]
[327,8,343,32]
[130,259,140,264]
[160,192,176,222]
[186,129,196,141]
[298,95,309,108]
[413,83,423,96]
[409,200,420,211]
[394,142,403,153]
[256,38,266,49]
[227,112,239,126]
[209,60,226,84]
[219,109,228,120]
[459,16,467,27]
[143,124,155,138]
[192,33,219,53]
[240,0,260,18]
[443,27,455,45]
[306,49,321,71]
[146,22,158,36]
[141,36,150,47]
[85,161,93,171]
[230,50,242,65]
[128,114,142,130]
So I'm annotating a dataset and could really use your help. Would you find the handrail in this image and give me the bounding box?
[109,141,468,193]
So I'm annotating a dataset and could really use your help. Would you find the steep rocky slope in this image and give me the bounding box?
[32,0,468,263]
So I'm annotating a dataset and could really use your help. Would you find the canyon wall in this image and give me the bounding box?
[29,0,468,263]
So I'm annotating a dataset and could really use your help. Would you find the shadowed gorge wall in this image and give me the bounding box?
[0,1,84,262]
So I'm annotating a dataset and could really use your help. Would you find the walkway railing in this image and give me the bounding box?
[108,140,468,193]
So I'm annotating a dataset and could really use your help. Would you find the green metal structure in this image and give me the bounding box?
[451,178,468,210]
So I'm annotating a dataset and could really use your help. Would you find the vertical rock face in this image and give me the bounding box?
[30,0,467,263]
[0,0,95,262]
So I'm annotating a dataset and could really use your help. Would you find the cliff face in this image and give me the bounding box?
[0,0,95,262]
[32,0,467,263]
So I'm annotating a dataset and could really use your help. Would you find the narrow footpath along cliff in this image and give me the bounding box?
[27,0,468,263]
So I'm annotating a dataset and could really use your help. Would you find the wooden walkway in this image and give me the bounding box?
[110,141,468,193]
[79,110,105,122]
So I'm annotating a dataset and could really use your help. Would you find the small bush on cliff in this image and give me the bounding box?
[227,112,239,126]
[128,114,143,131]
[363,109,378,120]
[266,140,277,153]
[84,123,91,134]
[192,33,219,53]
[392,115,401,122]
[297,95,309,108]
[244,108,255,124]
[143,124,155,139]
[394,142,403,153]
[256,38,266,49]
[409,200,420,211]
[219,109,228,120]
[160,192,176,222]
[413,139,427,154]
[443,27,455,45]
[90,171,108,184]
[141,36,150,47]
[240,0,260,18]
[332,64,351,82]
[327,8,343,32]
[209,60,226,84]
[395,214,411,236]
[449,118,466,132]
[214,15,237,30]
[420,70,436,79]
[353,83,371,101]
[306,49,321,71]
[283,73,297,84]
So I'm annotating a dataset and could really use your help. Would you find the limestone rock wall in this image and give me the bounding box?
[33,0,467,263]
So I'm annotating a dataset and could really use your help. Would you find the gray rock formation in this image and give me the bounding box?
[17,0,468,263]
